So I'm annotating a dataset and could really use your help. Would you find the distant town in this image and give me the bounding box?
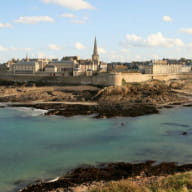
[0,38,192,76]
[0,38,192,86]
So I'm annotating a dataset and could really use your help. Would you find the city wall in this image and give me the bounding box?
[0,72,116,87]
[1,72,192,86]
[114,72,192,85]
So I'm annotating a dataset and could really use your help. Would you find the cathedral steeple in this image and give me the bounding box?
[92,37,99,68]
[93,37,98,56]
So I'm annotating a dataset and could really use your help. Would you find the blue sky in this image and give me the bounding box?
[1,0,192,62]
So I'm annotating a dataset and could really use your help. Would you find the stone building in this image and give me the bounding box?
[152,59,191,74]
[0,64,8,72]
[138,65,153,74]
[73,37,106,76]
[45,56,78,76]
[7,37,106,76]
[11,57,50,74]
[44,65,57,73]
[12,60,40,74]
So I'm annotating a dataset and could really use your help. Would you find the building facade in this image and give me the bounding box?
[73,37,102,76]
[11,58,50,74]
[152,59,191,74]
[7,38,106,77]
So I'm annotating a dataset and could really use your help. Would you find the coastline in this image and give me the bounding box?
[7,99,192,192]
[18,161,192,192]
[8,102,159,118]
[0,80,192,118]
[5,94,192,119]
[0,80,192,192]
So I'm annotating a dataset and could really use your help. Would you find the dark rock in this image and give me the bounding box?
[10,103,159,118]
[183,104,192,107]
[164,105,173,108]
[181,131,188,135]
[19,161,192,192]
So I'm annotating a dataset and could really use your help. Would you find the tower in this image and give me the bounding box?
[92,37,99,71]
[26,53,29,62]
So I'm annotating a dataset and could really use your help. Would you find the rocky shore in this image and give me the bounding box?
[10,102,159,118]
[18,161,192,192]
[0,80,191,192]
[1,80,192,118]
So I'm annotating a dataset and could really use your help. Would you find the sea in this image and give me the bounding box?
[0,105,192,192]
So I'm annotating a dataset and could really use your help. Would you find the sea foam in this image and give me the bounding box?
[10,107,48,117]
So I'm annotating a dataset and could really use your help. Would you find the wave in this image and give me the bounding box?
[0,102,9,107]
[10,107,48,117]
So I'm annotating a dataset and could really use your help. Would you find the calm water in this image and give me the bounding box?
[0,106,192,192]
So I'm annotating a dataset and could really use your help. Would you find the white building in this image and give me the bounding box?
[44,65,57,73]
[73,38,101,76]
[12,60,40,74]
[45,56,78,76]
[152,60,191,74]
[11,58,50,74]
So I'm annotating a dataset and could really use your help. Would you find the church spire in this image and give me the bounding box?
[92,37,100,71]
[93,37,98,56]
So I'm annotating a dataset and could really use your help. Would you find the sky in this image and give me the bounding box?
[1,0,192,63]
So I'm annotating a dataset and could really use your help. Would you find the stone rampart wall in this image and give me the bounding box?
[114,73,152,85]
[114,72,192,86]
[0,72,116,87]
[1,72,192,86]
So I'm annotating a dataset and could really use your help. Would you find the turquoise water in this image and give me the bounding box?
[0,106,192,192]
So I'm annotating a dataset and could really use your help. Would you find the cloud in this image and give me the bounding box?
[147,33,184,47]
[75,42,85,49]
[0,23,13,29]
[98,48,107,54]
[61,13,88,24]
[15,16,54,24]
[125,34,143,46]
[120,49,129,53]
[126,34,142,41]
[37,52,46,58]
[180,28,192,35]
[42,0,94,10]
[0,46,9,51]
[162,16,173,22]
[61,13,76,18]
[24,48,32,52]
[123,32,184,48]
[71,16,88,24]
[48,44,61,50]
[0,46,31,52]
[37,52,56,59]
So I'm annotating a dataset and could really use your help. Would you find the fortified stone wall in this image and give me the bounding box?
[153,73,192,81]
[1,72,192,86]
[0,72,116,87]
[114,73,152,86]
[114,72,192,86]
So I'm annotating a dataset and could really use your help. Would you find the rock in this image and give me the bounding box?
[19,161,192,192]
[93,81,186,105]
[181,131,188,135]
[12,103,158,119]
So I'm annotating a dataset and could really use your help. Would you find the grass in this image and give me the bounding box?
[89,172,192,192]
